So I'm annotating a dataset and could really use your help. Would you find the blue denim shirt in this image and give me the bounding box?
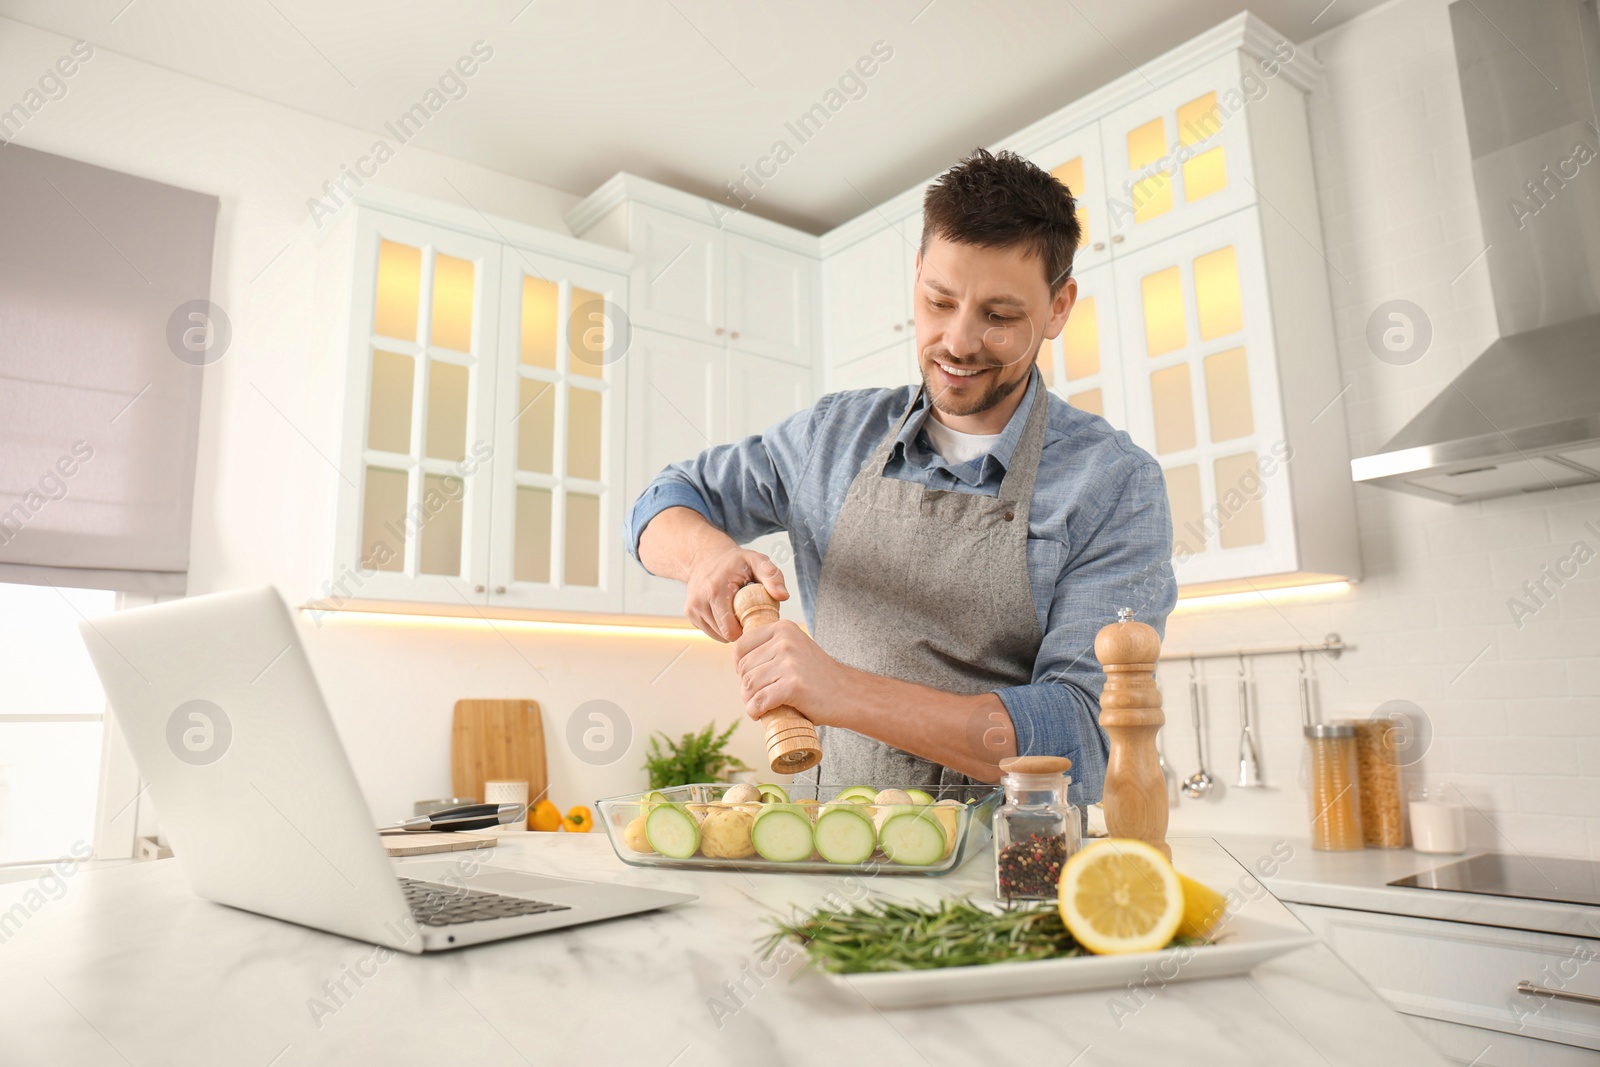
[624,370,1177,805]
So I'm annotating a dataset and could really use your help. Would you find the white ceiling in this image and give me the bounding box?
[0,0,1387,233]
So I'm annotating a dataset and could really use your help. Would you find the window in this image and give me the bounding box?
[0,583,115,866]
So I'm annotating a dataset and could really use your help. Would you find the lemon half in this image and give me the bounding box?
[1057,838,1184,954]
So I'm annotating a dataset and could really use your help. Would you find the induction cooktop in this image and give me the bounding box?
[1389,853,1600,908]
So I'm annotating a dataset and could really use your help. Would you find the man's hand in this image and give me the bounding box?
[685,544,788,642]
[732,619,853,725]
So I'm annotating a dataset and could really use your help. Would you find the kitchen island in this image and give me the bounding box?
[0,835,1448,1066]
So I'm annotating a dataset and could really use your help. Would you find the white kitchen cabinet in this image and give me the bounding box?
[329,198,632,615]
[622,334,816,621]
[1030,122,1116,274]
[725,232,812,365]
[1099,51,1262,255]
[622,328,726,618]
[1288,902,1600,1063]
[625,203,723,345]
[566,175,818,369]
[486,246,629,612]
[817,13,1357,595]
[335,209,501,605]
[832,341,917,394]
[823,222,915,366]
[727,352,815,624]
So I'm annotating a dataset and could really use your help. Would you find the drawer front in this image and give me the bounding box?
[1404,1014,1600,1067]
[1287,903,1600,1051]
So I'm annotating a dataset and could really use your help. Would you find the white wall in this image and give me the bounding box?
[1163,0,1600,860]
[0,17,768,827]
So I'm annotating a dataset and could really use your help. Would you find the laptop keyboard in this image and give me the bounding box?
[398,876,571,927]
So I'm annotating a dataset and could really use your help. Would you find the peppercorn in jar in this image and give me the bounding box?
[993,755,1080,902]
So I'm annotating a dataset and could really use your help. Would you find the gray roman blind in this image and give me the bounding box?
[0,145,217,594]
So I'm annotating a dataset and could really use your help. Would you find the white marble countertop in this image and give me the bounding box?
[0,835,1449,1066]
[1213,834,1600,940]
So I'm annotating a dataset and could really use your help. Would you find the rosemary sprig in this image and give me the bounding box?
[759,896,1086,974]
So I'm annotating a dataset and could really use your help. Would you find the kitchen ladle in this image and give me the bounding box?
[1181,660,1214,799]
[1236,651,1264,788]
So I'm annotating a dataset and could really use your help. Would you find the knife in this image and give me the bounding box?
[380,802,525,833]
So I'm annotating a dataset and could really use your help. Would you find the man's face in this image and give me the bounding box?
[912,233,1076,421]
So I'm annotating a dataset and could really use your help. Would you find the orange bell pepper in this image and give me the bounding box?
[530,799,562,832]
[561,805,593,833]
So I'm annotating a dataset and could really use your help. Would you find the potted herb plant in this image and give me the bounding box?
[642,720,751,790]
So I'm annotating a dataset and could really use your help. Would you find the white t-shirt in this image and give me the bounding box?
[922,416,1002,465]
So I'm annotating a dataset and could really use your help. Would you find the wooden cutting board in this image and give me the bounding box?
[382,831,496,857]
[450,699,547,829]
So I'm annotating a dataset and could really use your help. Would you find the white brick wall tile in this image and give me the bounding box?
[1425,511,1551,556]
[1498,618,1600,661]
[1487,813,1591,857]
[1513,697,1600,737]
[1383,625,1502,665]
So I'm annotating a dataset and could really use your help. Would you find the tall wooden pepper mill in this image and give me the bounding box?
[1095,607,1169,859]
[732,584,822,774]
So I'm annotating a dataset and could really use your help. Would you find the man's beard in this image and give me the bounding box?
[920,354,1030,418]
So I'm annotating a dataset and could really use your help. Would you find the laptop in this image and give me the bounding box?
[80,585,694,952]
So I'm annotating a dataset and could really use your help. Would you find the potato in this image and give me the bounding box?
[931,801,961,858]
[721,783,761,805]
[797,798,821,821]
[698,808,757,859]
[873,788,914,806]
[622,814,655,854]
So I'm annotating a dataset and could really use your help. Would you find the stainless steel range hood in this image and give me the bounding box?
[1350,0,1600,503]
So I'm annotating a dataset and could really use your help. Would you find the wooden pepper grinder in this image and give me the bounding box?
[732,584,822,774]
[1095,607,1169,859]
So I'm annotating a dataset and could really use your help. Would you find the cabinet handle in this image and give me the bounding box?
[906,317,914,326]
[495,585,507,594]
[893,323,904,331]
[715,327,726,336]
[1093,242,1106,251]
[1112,235,1125,244]
[474,584,485,593]
[729,331,740,340]
[1517,981,1600,1007]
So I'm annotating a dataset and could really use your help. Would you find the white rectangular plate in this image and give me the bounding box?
[820,915,1316,1009]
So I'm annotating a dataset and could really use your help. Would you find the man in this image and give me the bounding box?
[625,147,1176,803]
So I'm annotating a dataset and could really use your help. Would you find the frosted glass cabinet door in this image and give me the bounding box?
[1035,261,1125,430]
[1111,209,1294,585]
[1030,123,1114,274]
[1099,53,1259,255]
[489,248,629,611]
[341,210,500,602]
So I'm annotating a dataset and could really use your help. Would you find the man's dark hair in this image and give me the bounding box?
[920,147,1082,297]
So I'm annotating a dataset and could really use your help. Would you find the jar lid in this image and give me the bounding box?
[999,755,1073,775]
[1303,722,1354,737]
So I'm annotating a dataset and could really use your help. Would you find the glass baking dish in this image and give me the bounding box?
[596,782,1002,875]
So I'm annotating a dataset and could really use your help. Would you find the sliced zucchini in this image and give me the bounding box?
[755,783,790,804]
[879,810,947,866]
[832,785,877,804]
[751,805,813,862]
[904,789,935,805]
[644,804,701,859]
[813,805,877,864]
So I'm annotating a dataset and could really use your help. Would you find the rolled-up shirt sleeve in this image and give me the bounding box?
[994,460,1177,805]
[624,401,823,562]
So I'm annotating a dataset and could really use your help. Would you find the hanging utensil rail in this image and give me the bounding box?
[1163,634,1349,663]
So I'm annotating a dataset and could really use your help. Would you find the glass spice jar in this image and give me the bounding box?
[994,755,1080,902]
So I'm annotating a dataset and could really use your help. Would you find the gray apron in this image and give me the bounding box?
[796,377,1049,796]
